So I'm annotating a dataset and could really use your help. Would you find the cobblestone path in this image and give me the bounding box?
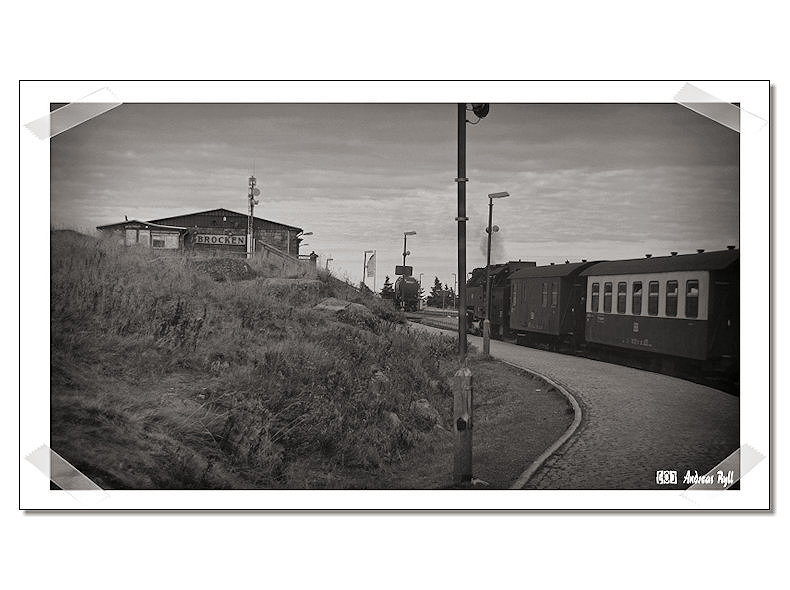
[411,324,739,490]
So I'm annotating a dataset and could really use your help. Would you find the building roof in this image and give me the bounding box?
[96,220,187,231]
[148,208,302,232]
[579,249,739,276]
[511,261,597,280]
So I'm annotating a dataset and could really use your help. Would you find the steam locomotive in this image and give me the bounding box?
[394,275,421,312]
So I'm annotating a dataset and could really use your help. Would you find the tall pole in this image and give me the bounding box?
[247,175,256,259]
[456,104,468,361]
[402,233,408,268]
[373,250,376,293]
[453,103,473,485]
[483,197,494,355]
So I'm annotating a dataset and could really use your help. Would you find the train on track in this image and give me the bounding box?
[394,275,421,312]
[466,248,739,391]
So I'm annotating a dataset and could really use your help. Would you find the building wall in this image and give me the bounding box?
[186,227,248,255]
[151,210,301,256]
[117,225,181,249]
[256,228,293,254]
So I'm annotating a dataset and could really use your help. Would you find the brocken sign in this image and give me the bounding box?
[194,234,246,246]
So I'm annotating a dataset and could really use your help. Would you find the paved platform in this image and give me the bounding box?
[410,324,739,489]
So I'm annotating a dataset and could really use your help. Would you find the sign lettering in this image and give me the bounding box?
[194,234,246,246]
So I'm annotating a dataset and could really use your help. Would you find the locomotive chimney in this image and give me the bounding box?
[671,251,678,256]
[550,262,555,266]
[645,254,652,258]
[581,259,587,262]
[697,248,705,254]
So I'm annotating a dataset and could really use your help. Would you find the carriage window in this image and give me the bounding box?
[685,280,699,318]
[551,282,558,307]
[666,280,678,317]
[591,283,600,312]
[541,282,547,307]
[603,282,612,313]
[632,282,642,315]
[617,282,627,314]
[648,281,659,315]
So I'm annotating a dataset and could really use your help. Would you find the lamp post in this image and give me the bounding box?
[453,102,490,486]
[402,231,416,269]
[483,191,509,356]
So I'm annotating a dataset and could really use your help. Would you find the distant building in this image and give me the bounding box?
[96,208,303,256]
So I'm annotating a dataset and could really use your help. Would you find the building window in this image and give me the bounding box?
[632,281,642,315]
[152,238,165,248]
[591,282,600,312]
[648,281,659,315]
[603,282,612,313]
[541,283,547,307]
[617,282,627,314]
[685,280,699,318]
[551,282,558,307]
[666,280,679,317]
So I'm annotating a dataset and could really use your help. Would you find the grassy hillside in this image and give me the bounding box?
[50,231,458,489]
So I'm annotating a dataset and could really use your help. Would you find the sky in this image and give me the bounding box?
[50,103,739,289]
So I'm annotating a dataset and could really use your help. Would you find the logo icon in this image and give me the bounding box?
[656,470,677,485]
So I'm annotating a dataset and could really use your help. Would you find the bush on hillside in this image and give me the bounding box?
[50,231,455,489]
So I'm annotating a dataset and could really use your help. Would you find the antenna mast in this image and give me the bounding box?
[247,173,260,259]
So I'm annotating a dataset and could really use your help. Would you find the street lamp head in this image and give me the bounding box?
[488,191,510,199]
[485,225,500,234]
[471,103,490,118]
[404,231,417,236]
[299,231,313,237]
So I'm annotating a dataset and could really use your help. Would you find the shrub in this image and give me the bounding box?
[50,230,457,488]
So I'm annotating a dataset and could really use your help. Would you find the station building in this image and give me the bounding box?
[96,208,304,257]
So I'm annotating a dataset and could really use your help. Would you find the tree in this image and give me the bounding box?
[380,275,394,300]
[442,283,451,309]
[427,276,443,307]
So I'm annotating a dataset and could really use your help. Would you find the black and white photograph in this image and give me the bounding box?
[20,81,769,510]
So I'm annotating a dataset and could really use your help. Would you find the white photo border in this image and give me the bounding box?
[20,80,770,510]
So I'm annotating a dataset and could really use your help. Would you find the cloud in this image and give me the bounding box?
[49,103,738,282]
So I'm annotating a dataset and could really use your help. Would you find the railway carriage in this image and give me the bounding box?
[508,262,597,350]
[580,249,739,377]
[466,261,536,338]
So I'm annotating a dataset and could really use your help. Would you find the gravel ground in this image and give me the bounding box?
[409,323,740,490]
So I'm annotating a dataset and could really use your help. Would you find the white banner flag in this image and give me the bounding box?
[366,253,376,277]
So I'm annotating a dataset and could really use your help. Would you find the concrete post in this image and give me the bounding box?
[482,319,491,356]
[453,366,473,484]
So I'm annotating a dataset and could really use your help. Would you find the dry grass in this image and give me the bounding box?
[50,230,458,489]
